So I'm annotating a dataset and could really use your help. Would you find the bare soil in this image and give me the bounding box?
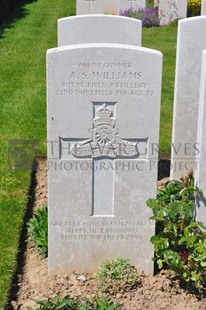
[10,158,206,310]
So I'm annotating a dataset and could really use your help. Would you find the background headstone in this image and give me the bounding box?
[58,15,142,46]
[119,0,146,12]
[155,0,187,26]
[176,0,187,19]
[104,0,119,14]
[196,50,206,225]
[47,43,162,275]
[171,16,206,180]
[76,0,104,15]
[77,0,146,15]
[201,0,206,15]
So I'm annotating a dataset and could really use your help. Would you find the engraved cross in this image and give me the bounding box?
[128,0,137,7]
[60,102,148,217]
[85,0,96,11]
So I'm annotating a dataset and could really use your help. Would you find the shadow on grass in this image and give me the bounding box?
[0,0,37,39]
[158,159,170,180]
[5,158,38,310]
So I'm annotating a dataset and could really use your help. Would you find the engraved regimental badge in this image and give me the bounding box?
[71,103,139,159]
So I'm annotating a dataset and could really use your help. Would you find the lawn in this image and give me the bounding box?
[0,0,176,308]
[0,0,75,308]
[143,22,177,155]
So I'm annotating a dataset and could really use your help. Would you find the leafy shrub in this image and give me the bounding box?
[147,171,206,290]
[120,7,159,27]
[95,258,140,294]
[27,295,121,310]
[187,0,201,17]
[27,205,48,257]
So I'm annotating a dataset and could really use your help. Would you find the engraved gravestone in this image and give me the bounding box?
[171,17,206,180]
[77,0,146,15]
[196,50,206,225]
[119,0,146,12]
[104,0,119,14]
[58,15,142,47]
[154,0,187,25]
[47,43,162,275]
[77,0,104,15]
[202,0,206,15]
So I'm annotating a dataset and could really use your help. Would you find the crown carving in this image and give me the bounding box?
[93,103,116,128]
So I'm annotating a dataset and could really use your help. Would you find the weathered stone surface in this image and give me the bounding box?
[58,15,142,46]
[47,43,162,275]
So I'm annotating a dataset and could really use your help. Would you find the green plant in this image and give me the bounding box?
[95,258,140,294]
[187,0,201,17]
[120,7,159,27]
[27,205,48,257]
[146,0,154,8]
[27,295,121,310]
[147,171,206,290]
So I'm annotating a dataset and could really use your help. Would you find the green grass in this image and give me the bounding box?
[0,1,176,307]
[0,0,75,308]
[143,22,177,155]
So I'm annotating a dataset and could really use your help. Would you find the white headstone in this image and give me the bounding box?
[104,0,119,14]
[171,17,206,180]
[155,0,187,26]
[77,0,146,15]
[119,0,146,12]
[176,0,187,19]
[196,50,206,225]
[76,0,104,15]
[58,15,142,46]
[47,43,162,275]
[201,0,206,15]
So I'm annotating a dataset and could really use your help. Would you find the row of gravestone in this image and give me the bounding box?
[77,0,146,15]
[77,0,206,26]
[47,14,206,276]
